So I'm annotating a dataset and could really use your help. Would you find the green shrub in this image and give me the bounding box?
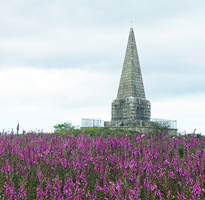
[54,122,76,131]
[150,121,170,135]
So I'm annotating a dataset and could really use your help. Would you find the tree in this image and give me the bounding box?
[150,121,170,135]
[54,122,77,132]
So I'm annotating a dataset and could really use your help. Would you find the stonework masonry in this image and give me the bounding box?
[116,28,145,100]
[106,27,151,128]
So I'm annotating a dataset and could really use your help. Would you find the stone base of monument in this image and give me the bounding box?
[105,119,149,127]
[104,120,177,135]
[112,97,151,122]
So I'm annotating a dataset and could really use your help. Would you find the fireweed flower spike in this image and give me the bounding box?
[169,171,175,179]
[18,185,27,199]
[36,184,44,200]
[16,123,19,134]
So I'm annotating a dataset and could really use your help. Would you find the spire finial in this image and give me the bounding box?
[131,21,133,28]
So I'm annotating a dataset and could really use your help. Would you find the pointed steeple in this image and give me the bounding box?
[117,27,146,99]
[110,26,151,123]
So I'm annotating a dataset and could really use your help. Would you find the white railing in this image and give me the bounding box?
[81,118,104,127]
[150,118,177,129]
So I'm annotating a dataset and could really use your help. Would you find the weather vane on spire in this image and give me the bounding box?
[131,21,133,28]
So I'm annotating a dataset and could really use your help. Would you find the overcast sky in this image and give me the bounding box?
[0,0,204,134]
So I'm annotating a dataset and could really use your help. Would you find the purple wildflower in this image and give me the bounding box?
[85,190,91,197]
[169,171,175,179]
[193,182,201,197]
[18,185,27,199]
[36,185,43,200]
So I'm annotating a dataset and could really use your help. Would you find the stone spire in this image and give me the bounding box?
[110,26,151,123]
[117,27,146,99]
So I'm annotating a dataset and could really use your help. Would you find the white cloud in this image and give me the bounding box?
[152,94,205,134]
[0,67,119,132]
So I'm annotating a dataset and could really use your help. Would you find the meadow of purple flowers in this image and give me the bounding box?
[0,130,205,199]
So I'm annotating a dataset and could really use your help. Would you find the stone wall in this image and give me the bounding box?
[112,97,151,121]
